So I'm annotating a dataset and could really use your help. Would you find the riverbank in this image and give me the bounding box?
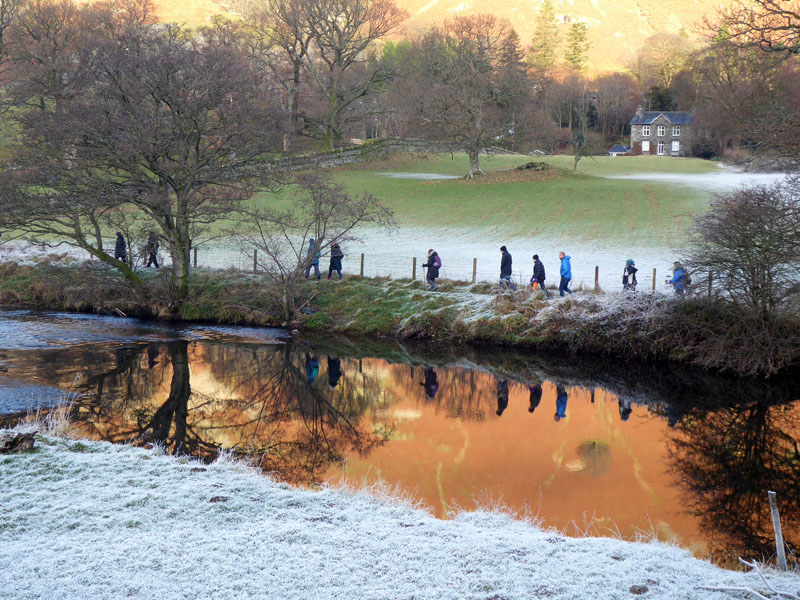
[1,260,798,376]
[2,432,797,599]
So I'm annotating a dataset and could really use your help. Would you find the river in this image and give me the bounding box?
[1,309,798,568]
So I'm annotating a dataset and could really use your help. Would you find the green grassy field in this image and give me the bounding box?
[315,153,712,245]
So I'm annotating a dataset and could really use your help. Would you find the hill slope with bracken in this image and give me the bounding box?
[151,0,735,72]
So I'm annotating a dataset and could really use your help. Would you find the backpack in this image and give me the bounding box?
[683,268,692,286]
[434,255,441,269]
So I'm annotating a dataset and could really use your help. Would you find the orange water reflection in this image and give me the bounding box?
[325,360,706,555]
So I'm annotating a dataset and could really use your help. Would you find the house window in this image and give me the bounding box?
[642,140,650,153]
[672,140,680,153]
[672,126,680,136]
[657,141,666,155]
[657,125,665,136]
[642,126,650,136]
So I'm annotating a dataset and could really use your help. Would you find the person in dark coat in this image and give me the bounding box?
[499,246,516,290]
[146,231,160,268]
[423,249,440,291]
[327,356,342,389]
[528,384,543,413]
[554,384,568,422]
[421,366,439,399]
[496,379,509,416]
[328,243,344,280]
[531,254,549,298]
[305,238,321,280]
[622,259,637,291]
[114,232,127,263]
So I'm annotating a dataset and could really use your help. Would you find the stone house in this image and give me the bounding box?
[629,106,694,157]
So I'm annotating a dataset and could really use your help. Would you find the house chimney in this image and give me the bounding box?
[635,105,643,117]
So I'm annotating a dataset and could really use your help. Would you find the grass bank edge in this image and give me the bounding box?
[1,261,796,377]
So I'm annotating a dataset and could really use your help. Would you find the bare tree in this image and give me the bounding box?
[711,0,800,55]
[302,0,407,150]
[236,0,314,151]
[685,180,800,315]
[239,173,395,322]
[400,15,526,178]
[0,0,22,78]
[0,14,285,303]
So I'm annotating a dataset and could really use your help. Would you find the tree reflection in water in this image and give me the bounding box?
[70,341,387,485]
[667,400,800,565]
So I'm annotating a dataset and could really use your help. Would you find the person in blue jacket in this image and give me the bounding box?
[667,261,687,296]
[558,251,573,297]
[305,238,321,280]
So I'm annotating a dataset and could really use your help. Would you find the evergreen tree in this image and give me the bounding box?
[564,21,589,72]
[527,0,560,78]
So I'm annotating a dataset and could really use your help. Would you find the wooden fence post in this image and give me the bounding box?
[769,491,788,571]
[412,257,416,281]
[652,268,657,292]
[472,258,477,284]
[594,266,599,289]
[253,248,258,273]
[360,253,364,277]
[708,272,712,298]
[193,246,197,268]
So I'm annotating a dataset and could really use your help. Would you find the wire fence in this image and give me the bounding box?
[4,240,697,296]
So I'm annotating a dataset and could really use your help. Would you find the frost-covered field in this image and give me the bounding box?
[2,435,797,600]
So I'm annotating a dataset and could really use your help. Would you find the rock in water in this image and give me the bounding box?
[0,431,38,453]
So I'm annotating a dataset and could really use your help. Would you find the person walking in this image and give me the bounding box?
[305,238,321,280]
[499,245,516,291]
[423,249,440,291]
[146,231,160,268]
[558,251,573,297]
[114,232,127,263]
[328,243,344,280]
[667,261,687,296]
[622,259,637,292]
[327,356,342,389]
[531,254,549,298]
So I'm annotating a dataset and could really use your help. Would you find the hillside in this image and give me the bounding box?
[152,0,734,73]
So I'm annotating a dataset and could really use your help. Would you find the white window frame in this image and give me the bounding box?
[641,140,650,153]
[672,140,680,153]
[642,125,650,136]
[657,125,666,136]
[657,141,666,155]
[672,126,680,136]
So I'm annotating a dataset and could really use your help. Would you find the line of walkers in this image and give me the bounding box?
[303,239,690,297]
[425,246,689,297]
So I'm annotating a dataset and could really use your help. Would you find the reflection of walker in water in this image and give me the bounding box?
[528,384,542,413]
[554,384,568,422]
[619,398,632,421]
[496,379,509,416]
[420,367,439,399]
[305,353,319,383]
[327,356,342,389]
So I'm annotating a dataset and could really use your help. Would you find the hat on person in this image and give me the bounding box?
[626,259,634,266]
[533,254,539,260]
[500,245,507,252]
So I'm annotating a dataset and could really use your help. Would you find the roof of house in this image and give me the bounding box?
[630,111,694,125]
[608,144,631,154]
